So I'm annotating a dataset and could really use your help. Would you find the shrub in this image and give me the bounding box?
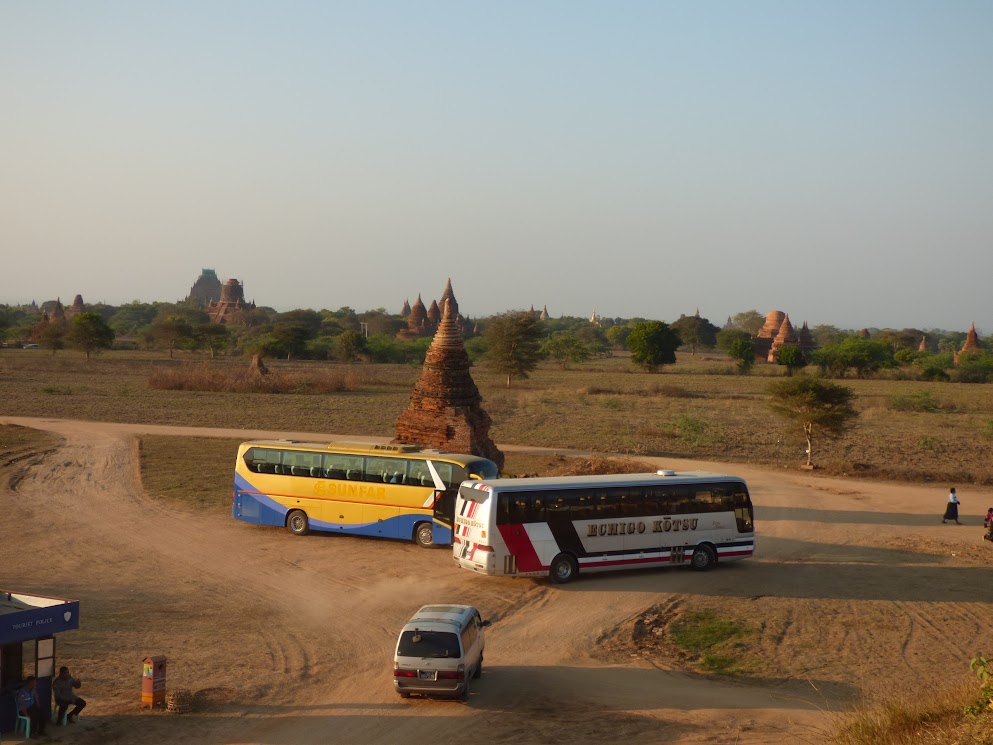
[920,367,951,382]
[888,391,942,413]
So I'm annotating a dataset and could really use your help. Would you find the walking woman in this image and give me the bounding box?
[942,487,961,525]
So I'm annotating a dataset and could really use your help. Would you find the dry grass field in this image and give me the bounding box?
[4,348,993,485]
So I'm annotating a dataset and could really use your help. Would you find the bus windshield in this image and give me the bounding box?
[467,460,499,480]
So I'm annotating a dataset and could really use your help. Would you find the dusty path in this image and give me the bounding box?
[2,415,991,745]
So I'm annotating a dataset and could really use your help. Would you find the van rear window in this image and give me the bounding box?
[397,631,461,659]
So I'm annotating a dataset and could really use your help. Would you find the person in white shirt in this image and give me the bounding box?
[942,487,961,525]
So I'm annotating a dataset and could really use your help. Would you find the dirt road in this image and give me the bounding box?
[2,415,991,745]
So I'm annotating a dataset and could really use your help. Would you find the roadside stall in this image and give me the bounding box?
[0,591,80,734]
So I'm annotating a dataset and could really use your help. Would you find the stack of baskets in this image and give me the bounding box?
[166,689,193,713]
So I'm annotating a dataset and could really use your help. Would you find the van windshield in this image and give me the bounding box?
[397,630,461,659]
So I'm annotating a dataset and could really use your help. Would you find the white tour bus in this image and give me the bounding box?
[453,471,755,583]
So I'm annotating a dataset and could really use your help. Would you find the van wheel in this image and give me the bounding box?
[549,553,578,584]
[691,545,716,571]
[287,510,309,536]
[414,522,434,548]
[398,691,411,699]
[460,681,470,701]
[473,656,482,679]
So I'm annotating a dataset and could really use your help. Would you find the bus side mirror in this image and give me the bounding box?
[480,620,491,627]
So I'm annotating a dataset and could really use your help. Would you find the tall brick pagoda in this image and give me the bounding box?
[393,285,503,469]
[955,322,981,365]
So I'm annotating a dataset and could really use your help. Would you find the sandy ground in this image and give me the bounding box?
[2,415,991,745]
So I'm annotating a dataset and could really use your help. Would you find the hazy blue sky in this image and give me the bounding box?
[2,1,990,330]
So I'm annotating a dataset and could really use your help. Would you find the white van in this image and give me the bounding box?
[393,604,489,699]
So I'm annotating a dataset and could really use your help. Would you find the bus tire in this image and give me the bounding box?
[549,553,578,584]
[691,544,716,571]
[287,510,309,536]
[413,522,434,548]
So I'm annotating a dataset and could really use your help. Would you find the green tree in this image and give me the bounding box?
[626,321,681,373]
[484,310,545,387]
[811,324,848,348]
[153,316,194,358]
[39,322,66,357]
[670,315,719,355]
[727,337,755,374]
[66,312,115,361]
[541,331,593,368]
[836,337,896,378]
[767,377,859,467]
[605,325,632,350]
[335,330,366,362]
[716,328,750,353]
[777,346,806,376]
[193,323,230,358]
[730,310,764,335]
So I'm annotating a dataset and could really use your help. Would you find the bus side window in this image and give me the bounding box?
[573,494,595,520]
[496,494,512,524]
[546,496,569,521]
[671,486,695,514]
[529,495,546,523]
[366,456,404,483]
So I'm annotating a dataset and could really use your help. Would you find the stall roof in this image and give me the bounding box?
[0,590,80,645]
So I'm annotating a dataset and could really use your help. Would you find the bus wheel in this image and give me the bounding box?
[287,510,309,536]
[549,553,578,584]
[691,545,716,571]
[414,522,434,548]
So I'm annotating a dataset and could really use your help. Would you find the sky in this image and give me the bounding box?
[1,1,991,331]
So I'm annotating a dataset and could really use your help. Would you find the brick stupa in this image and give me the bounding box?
[753,310,785,361]
[393,286,504,469]
[955,322,981,365]
[67,294,85,318]
[768,314,798,362]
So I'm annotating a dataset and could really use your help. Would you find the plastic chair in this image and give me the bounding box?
[53,706,68,725]
[15,714,30,738]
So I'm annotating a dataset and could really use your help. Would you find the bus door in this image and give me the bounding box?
[427,461,463,545]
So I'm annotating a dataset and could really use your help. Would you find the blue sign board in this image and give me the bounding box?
[0,599,80,645]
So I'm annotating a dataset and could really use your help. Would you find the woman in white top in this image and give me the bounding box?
[942,487,961,524]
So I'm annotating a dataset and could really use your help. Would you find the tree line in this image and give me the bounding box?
[0,301,988,382]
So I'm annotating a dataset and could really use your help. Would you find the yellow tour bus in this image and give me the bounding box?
[232,440,500,547]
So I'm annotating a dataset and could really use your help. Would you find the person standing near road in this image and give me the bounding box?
[16,675,47,738]
[54,665,86,723]
[942,487,961,525]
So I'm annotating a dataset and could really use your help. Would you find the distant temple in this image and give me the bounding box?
[66,294,85,319]
[955,322,981,365]
[767,315,798,363]
[207,278,255,324]
[397,279,472,339]
[186,269,223,307]
[754,310,816,362]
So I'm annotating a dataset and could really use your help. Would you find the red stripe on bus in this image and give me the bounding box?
[496,525,544,573]
[718,550,753,557]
